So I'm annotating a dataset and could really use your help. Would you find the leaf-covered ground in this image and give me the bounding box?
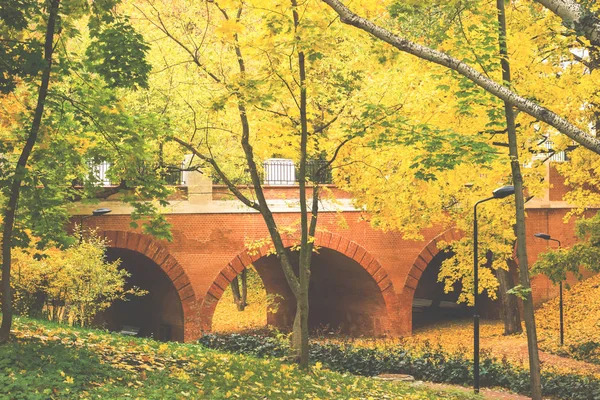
[212,267,600,376]
[536,272,600,363]
[396,273,600,375]
[0,318,481,400]
[212,267,268,333]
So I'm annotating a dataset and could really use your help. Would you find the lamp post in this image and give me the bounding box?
[473,185,515,394]
[534,232,563,346]
[79,208,111,244]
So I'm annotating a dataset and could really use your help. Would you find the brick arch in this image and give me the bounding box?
[403,228,464,299]
[199,232,399,333]
[98,230,200,341]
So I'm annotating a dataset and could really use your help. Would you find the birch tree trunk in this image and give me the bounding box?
[497,1,542,397]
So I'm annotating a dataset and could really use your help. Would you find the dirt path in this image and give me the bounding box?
[418,382,532,400]
[481,333,600,375]
[407,320,600,376]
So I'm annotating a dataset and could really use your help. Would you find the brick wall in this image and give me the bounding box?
[548,164,570,202]
[84,182,590,341]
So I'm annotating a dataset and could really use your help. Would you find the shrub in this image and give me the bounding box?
[199,332,600,400]
[568,341,600,364]
[10,232,146,326]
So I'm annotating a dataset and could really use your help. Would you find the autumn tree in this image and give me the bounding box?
[129,0,374,368]
[332,1,558,336]
[0,0,154,343]
[323,0,600,153]
[319,1,600,397]
[128,0,493,367]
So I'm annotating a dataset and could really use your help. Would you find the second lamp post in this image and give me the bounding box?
[473,185,515,394]
[534,232,563,346]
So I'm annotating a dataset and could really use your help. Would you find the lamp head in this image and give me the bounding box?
[534,232,552,240]
[492,185,515,199]
[92,208,112,216]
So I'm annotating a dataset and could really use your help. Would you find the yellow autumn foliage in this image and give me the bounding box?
[212,267,272,332]
[10,232,146,327]
[536,273,600,357]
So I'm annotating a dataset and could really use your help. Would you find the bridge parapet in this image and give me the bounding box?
[78,162,575,209]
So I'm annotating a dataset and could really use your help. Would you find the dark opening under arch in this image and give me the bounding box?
[411,251,471,328]
[94,248,185,341]
[215,247,390,336]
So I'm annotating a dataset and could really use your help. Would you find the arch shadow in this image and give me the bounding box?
[200,232,401,336]
[404,228,479,331]
[403,229,464,296]
[99,231,200,341]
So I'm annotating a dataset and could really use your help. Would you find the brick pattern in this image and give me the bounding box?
[85,201,589,341]
[548,164,570,202]
[198,232,402,335]
[405,229,463,293]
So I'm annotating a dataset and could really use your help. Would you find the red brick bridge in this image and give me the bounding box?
[75,166,585,342]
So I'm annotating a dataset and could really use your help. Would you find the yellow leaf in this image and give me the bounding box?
[216,20,244,37]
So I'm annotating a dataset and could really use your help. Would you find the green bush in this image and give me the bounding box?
[3,318,480,400]
[199,332,600,400]
[10,232,146,326]
[568,341,600,365]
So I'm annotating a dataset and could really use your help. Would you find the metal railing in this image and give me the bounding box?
[264,158,296,185]
[261,158,333,185]
[542,140,569,162]
[211,159,333,185]
[164,162,186,185]
[85,159,332,187]
[528,139,570,167]
[84,161,186,187]
[306,160,333,184]
[88,160,113,186]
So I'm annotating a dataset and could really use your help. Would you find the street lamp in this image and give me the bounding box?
[79,208,111,244]
[534,232,563,346]
[473,185,515,394]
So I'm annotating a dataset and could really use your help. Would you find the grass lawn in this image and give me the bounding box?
[0,317,481,400]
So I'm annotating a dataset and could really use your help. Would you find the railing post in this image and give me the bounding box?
[186,154,212,204]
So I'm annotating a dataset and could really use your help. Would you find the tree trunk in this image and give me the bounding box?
[0,0,60,344]
[230,269,248,311]
[497,258,522,335]
[289,0,313,370]
[240,267,247,308]
[230,276,243,311]
[292,273,310,365]
[497,1,542,398]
